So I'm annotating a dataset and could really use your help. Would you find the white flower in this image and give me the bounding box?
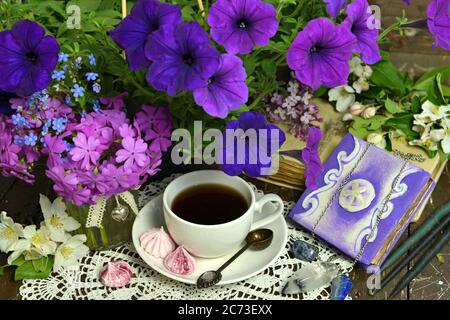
[40,195,80,242]
[342,113,353,121]
[352,78,370,93]
[348,102,365,116]
[350,56,364,77]
[367,133,387,149]
[273,106,287,120]
[349,57,373,79]
[328,85,355,113]
[430,129,445,142]
[409,136,440,151]
[7,239,41,265]
[409,119,440,152]
[392,129,406,138]
[440,118,450,154]
[54,235,89,271]
[0,212,23,253]
[362,107,377,119]
[7,225,57,265]
[412,118,432,137]
[415,101,450,123]
[361,65,373,78]
[287,80,299,95]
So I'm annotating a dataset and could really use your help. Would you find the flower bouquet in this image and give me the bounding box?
[0,21,172,254]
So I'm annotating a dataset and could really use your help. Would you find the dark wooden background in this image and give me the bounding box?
[1,0,449,300]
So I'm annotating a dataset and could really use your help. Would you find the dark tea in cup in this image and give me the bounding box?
[171,184,249,225]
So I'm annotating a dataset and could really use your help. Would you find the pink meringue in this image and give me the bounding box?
[164,246,196,275]
[99,261,133,288]
[140,227,176,259]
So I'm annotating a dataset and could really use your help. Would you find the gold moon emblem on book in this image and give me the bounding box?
[338,179,376,212]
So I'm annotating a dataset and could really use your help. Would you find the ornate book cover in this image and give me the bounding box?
[259,100,446,222]
[288,133,435,268]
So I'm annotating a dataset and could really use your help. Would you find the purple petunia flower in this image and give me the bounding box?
[145,22,220,96]
[0,20,60,96]
[193,54,249,119]
[116,137,149,169]
[342,0,381,64]
[287,18,356,90]
[109,0,182,71]
[427,0,450,50]
[207,0,279,55]
[301,127,323,189]
[0,91,15,115]
[220,111,286,177]
[323,0,347,18]
[403,0,411,4]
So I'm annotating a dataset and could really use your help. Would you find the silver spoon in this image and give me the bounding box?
[197,229,274,288]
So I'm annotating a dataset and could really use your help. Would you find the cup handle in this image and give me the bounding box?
[251,194,284,230]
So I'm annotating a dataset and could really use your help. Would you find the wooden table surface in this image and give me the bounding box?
[1,0,449,301]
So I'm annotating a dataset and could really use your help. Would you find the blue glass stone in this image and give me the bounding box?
[292,240,319,262]
[330,275,353,300]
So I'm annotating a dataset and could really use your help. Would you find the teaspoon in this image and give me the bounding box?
[197,229,274,288]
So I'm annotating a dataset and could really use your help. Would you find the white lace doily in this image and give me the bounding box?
[19,174,353,300]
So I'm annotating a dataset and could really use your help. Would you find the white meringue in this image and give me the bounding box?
[164,246,196,275]
[140,227,176,259]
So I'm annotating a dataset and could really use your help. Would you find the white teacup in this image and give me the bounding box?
[163,170,284,258]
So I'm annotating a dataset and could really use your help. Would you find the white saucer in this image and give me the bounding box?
[132,195,288,285]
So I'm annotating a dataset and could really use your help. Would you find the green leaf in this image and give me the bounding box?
[368,116,388,130]
[370,60,406,96]
[32,257,51,273]
[67,0,102,12]
[384,113,420,141]
[385,97,404,114]
[349,126,370,140]
[438,148,448,161]
[411,96,422,114]
[261,59,277,78]
[10,255,26,267]
[349,116,387,140]
[43,1,66,17]
[313,86,328,98]
[14,257,54,281]
[442,85,450,97]
[426,74,446,105]
[0,266,4,277]
[243,55,257,77]
[385,134,393,152]
[352,115,387,131]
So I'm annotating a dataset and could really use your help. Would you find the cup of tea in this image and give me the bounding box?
[162,170,284,258]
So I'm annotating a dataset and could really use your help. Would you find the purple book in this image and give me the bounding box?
[289,133,435,269]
